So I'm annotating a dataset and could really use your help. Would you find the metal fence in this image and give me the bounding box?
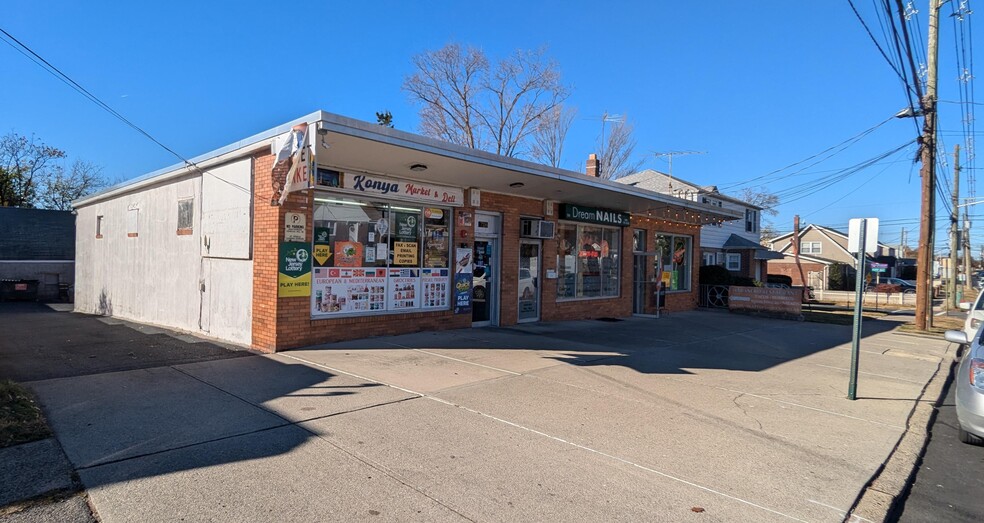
[698,284,730,309]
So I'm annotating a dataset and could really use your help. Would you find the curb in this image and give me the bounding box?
[844,349,957,522]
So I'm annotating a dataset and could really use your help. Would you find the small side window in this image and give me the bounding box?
[177,198,194,235]
[127,208,139,238]
[726,253,741,271]
[96,215,104,239]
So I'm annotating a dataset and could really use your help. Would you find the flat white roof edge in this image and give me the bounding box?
[74,109,742,220]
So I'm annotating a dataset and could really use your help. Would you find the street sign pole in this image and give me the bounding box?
[848,219,867,401]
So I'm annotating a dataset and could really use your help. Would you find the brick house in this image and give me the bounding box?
[72,111,740,351]
[616,170,782,280]
[766,224,897,289]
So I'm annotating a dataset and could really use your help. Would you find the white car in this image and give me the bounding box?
[960,291,984,340]
[944,326,984,445]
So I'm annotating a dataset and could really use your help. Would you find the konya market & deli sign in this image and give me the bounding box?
[319,169,464,207]
[560,204,631,227]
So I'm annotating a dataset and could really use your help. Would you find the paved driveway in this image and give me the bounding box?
[18,310,954,522]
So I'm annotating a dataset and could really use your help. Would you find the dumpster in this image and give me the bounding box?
[0,279,40,301]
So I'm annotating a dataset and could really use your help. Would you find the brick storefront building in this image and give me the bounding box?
[74,112,740,352]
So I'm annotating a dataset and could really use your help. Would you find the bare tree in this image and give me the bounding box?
[403,43,569,158]
[530,105,576,168]
[38,160,109,210]
[599,118,642,180]
[737,187,780,216]
[0,133,66,207]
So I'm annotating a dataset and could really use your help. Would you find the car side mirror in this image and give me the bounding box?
[960,302,971,311]
[945,330,970,345]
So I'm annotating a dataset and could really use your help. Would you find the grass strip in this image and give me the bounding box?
[0,379,51,448]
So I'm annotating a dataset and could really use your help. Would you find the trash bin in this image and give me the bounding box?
[0,279,40,301]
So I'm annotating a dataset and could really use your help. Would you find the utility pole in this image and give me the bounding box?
[965,208,973,291]
[916,0,941,331]
[794,215,809,302]
[950,145,960,307]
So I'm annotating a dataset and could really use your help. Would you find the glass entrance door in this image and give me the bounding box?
[472,239,497,326]
[632,229,649,315]
[518,241,541,322]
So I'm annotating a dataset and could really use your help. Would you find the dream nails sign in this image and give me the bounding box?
[336,172,464,206]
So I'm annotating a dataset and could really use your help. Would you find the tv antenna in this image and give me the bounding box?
[652,150,706,177]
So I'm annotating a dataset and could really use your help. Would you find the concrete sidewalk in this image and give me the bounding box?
[20,311,954,522]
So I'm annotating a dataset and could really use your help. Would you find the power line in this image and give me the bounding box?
[0,26,250,195]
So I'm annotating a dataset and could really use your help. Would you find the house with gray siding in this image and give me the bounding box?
[617,170,781,280]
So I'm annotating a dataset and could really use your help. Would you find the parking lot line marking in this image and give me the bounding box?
[428,396,810,522]
[658,377,905,430]
[806,498,848,518]
[811,364,924,384]
[284,353,809,522]
[410,349,522,376]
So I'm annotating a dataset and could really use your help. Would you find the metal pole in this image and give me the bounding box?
[849,219,867,400]
[950,145,960,307]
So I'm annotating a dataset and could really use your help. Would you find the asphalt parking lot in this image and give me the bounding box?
[2,305,955,522]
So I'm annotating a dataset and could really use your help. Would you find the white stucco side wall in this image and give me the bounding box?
[74,159,253,346]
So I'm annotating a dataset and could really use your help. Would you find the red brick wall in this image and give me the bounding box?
[251,165,704,351]
[767,260,825,287]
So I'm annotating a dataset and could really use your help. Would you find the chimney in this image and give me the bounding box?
[586,153,600,177]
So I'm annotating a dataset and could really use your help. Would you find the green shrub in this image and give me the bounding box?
[699,264,732,285]
[732,276,757,287]
[767,274,793,286]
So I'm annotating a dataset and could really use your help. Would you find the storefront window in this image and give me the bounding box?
[311,197,451,316]
[655,234,691,292]
[556,222,620,299]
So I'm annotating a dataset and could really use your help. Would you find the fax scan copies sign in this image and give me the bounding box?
[848,218,879,254]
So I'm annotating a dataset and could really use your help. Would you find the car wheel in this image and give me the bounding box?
[959,426,984,446]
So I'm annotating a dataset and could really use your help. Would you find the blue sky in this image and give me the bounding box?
[2,1,979,254]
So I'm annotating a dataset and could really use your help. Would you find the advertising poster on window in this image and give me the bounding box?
[334,241,364,267]
[313,226,331,267]
[388,268,420,310]
[394,212,419,241]
[421,268,450,309]
[278,242,312,298]
[453,247,472,314]
[393,241,418,266]
[312,267,386,314]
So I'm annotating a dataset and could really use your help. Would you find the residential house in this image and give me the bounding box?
[617,169,782,281]
[766,224,897,289]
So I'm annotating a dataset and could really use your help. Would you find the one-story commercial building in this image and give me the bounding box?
[73,111,741,351]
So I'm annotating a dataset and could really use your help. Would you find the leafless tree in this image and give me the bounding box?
[403,43,569,158]
[39,160,109,210]
[737,187,780,216]
[599,118,643,180]
[529,105,576,168]
[0,133,66,207]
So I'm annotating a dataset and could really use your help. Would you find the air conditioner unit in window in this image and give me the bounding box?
[520,219,556,239]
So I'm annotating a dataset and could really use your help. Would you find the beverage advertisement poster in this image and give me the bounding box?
[334,241,364,267]
[278,242,312,298]
[453,247,472,314]
[312,267,386,314]
[388,268,420,310]
[421,268,450,309]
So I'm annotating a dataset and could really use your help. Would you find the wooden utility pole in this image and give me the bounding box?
[794,215,809,301]
[965,208,972,292]
[916,0,941,330]
[950,145,960,307]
